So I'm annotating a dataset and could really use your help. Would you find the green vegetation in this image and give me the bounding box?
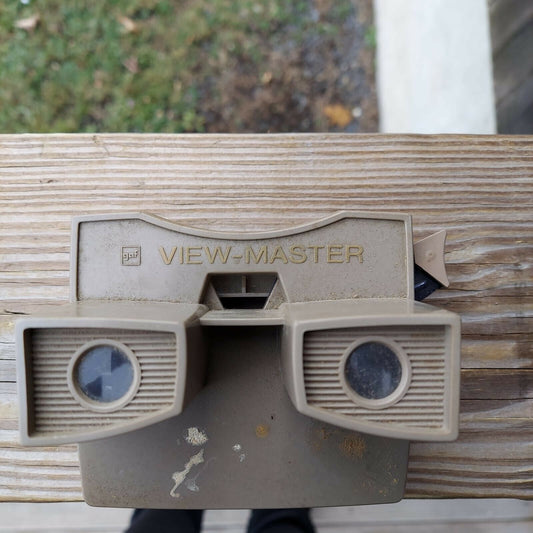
[364,25,376,49]
[0,0,358,133]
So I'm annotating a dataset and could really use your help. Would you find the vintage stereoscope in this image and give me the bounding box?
[16,212,460,507]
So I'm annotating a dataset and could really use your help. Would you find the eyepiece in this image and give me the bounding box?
[344,341,402,400]
[75,344,135,403]
[67,339,141,413]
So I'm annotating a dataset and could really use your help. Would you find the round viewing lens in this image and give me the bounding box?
[344,342,402,400]
[75,344,134,403]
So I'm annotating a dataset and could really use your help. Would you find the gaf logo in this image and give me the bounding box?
[121,246,141,266]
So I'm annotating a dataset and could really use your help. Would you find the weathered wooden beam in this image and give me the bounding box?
[0,133,531,501]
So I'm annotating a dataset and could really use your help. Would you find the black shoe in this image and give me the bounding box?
[247,508,315,533]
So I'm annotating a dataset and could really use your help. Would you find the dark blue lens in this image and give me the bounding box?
[76,345,133,403]
[344,342,402,400]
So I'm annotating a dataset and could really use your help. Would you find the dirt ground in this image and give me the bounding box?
[205,0,378,133]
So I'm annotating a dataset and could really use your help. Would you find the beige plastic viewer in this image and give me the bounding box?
[16,211,460,508]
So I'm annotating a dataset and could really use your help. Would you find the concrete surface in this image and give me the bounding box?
[1,499,533,532]
[374,0,496,133]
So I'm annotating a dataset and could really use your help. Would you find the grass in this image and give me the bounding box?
[364,25,376,48]
[0,0,358,133]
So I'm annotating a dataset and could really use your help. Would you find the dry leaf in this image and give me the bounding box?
[261,71,273,84]
[15,14,40,31]
[323,103,352,128]
[118,16,138,34]
[123,56,139,74]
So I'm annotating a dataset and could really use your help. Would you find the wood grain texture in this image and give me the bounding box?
[489,0,533,55]
[0,133,532,501]
[490,0,533,133]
